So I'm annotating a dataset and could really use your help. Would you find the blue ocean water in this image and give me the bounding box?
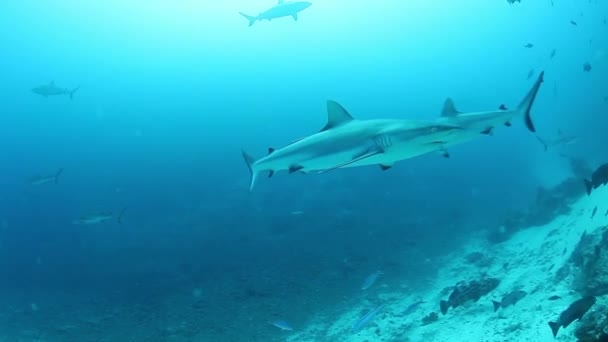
[0,1,606,341]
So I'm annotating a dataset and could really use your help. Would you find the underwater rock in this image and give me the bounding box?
[488,175,587,244]
[574,303,608,341]
[421,312,439,326]
[464,252,493,267]
[440,278,500,314]
[567,227,608,296]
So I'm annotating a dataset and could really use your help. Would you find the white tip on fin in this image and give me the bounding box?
[321,100,354,131]
[441,98,460,117]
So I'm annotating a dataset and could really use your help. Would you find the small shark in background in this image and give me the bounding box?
[536,130,579,151]
[28,168,63,186]
[32,81,79,99]
[242,72,544,190]
[239,0,312,26]
[73,207,127,225]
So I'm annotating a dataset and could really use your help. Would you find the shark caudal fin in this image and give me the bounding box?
[242,150,258,191]
[239,12,257,26]
[536,136,548,151]
[69,86,80,100]
[117,206,128,224]
[54,168,64,184]
[517,71,544,133]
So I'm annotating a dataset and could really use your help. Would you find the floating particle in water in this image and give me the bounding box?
[523,43,534,48]
[583,62,592,72]
[192,288,203,298]
[527,69,535,80]
[570,20,578,26]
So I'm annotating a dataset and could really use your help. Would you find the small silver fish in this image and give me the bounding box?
[352,305,384,332]
[268,319,293,331]
[361,271,383,290]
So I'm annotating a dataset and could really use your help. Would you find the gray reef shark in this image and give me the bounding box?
[32,81,79,99]
[239,0,312,27]
[28,168,63,186]
[72,207,127,225]
[535,130,579,151]
[242,72,544,191]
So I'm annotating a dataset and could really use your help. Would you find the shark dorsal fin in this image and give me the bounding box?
[321,100,354,131]
[268,147,276,155]
[441,98,461,117]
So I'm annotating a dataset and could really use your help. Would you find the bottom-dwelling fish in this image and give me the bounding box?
[548,296,595,337]
[492,290,527,312]
[585,163,608,195]
[440,278,500,314]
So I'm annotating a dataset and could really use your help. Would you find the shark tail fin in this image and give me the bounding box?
[70,86,80,100]
[54,168,64,184]
[117,206,128,224]
[239,12,257,26]
[536,136,548,151]
[517,71,544,133]
[242,150,258,191]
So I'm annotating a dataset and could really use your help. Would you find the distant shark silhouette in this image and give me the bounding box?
[32,81,79,99]
[242,72,544,190]
[536,130,579,151]
[239,0,312,26]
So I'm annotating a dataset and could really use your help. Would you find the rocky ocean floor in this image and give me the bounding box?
[1,183,606,342]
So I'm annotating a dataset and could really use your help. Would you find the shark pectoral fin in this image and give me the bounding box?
[441,98,461,117]
[379,164,393,171]
[318,149,384,174]
[268,170,274,178]
[481,127,494,135]
[292,13,298,21]
[320,101,354,131]
[289,165,304,174]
